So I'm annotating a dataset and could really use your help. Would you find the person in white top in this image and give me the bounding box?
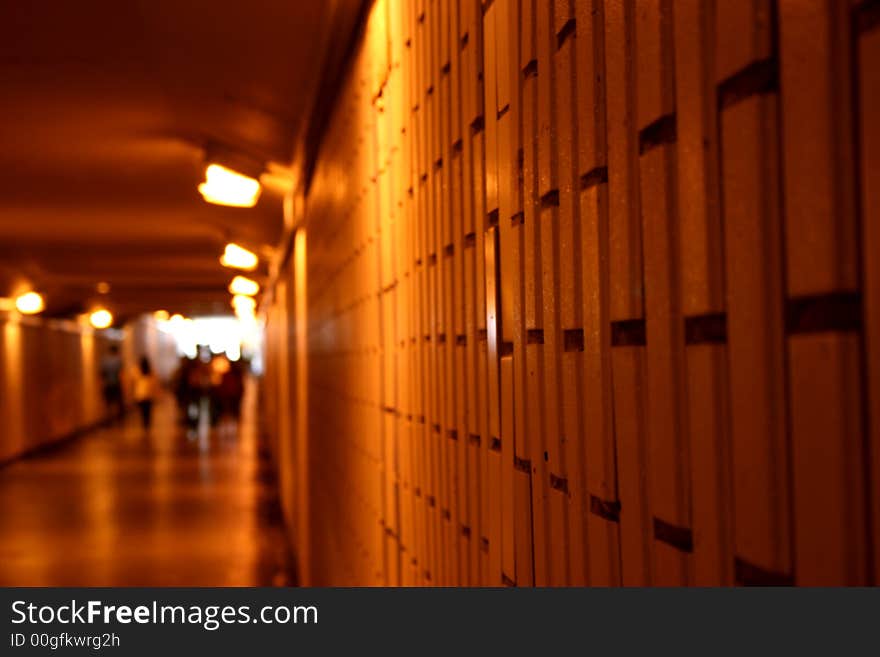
[133,356,159,430]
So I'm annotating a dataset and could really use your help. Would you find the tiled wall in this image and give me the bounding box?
[265,0,880,586]
[0,317,118,462]
[0,315,171,463]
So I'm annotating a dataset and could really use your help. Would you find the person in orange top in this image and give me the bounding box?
[132,357,159,431]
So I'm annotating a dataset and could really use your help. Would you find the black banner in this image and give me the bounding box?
[1,588,876,655]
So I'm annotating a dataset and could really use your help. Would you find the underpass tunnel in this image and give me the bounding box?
[0,0,366,586]
[1,0,880,587]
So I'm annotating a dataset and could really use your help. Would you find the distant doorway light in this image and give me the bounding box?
[15,292,44,315]
[221,243,259,271]
[90,309,113,329]
[229,276,259,296]
[198,164,261,208]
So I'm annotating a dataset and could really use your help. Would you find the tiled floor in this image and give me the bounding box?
[0,383,294,586]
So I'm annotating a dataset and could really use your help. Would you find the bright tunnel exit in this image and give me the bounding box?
[156,314,265,374]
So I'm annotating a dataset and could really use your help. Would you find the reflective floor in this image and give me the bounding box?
[0,383,294,586]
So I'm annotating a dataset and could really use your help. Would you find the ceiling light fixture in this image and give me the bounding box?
[89,309,113,330]
[231,294,256,313]
[198,164,261,208]
[221,243,259,271]
[229,276,259,297]
[15,292,45,315]
[232,296,257,322]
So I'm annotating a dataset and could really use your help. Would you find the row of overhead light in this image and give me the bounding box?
[151,241,261,358]
[136,164,267,328]
[199,165,263,323]
[152,163,266,327]
[151,242,260,326]
[3,164,265,329]
[2,290,114,329]
[225,243,260,322]
[154,164,261,324]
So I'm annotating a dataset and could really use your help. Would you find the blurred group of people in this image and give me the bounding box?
[173,349,246,434]
[99,344,246,434]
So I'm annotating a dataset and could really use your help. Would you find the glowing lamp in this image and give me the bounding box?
[153,309,170,321]
[221,243,259,271]
[15,292,44,315]
[198,164,261,208]
[89,309,113,330]
[232,294,256,314]
[229,276,259,296]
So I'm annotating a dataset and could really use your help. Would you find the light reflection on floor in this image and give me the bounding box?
[0,381,294,586]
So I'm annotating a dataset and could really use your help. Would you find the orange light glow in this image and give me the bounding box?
[259,162,295,195]
[153,309,170,321]
[14,292,44,315]
[198,164,261,208]
[89,309,113,329]
[220,243,259,271]
[229,276,259,297]
[232,294,256,316]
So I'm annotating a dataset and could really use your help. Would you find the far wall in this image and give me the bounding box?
[0,313,176,464]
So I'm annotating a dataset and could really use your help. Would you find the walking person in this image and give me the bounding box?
[191,349,214,432]
[174,356,198,427]
[218,358,245,421]
[133,356,159,431]
[99,344,124,422]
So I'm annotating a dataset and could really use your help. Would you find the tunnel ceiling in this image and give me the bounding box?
[0,0,364,321]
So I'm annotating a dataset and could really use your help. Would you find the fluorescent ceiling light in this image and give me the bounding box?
[229,276,259,297]
[198,164,261,208]
[232,294,257,321]
[221,243,259,271]
[15,292,44,315]
[90,309,113,329]
[232,294,256,314]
